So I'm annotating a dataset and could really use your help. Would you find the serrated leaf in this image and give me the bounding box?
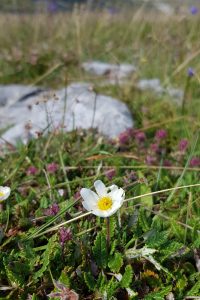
[3,257,24,288]
[144,286,172,300]
[187,279,200,296]
[139,208,151,232]
[145,230,168,248]
[120,265,133,288]
[92,232,107,268]
[33,234,58,281]
[84,272,96,291]
[108,252,123,273]
[140,185,153,208]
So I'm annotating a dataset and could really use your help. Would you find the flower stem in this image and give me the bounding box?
[106,217,110,251]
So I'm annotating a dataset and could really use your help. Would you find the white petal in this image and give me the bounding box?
[94,180,107,197]
[0,186,11,201]
[92,203,121,217]
[80,188,99,211]
[108,188,125,205]
[82,200,96,212]
[92,208,113,217]
[80,188,99,203]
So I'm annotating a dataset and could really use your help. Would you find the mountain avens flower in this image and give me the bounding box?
[0,186,11,202]
[80,180,125,217]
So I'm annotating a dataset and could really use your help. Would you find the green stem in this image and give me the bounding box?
[106,217,110,251]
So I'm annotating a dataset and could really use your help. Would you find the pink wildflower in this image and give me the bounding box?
[135,131,146,143]
[190,157,200,167]
[178,139,188,152]
[146,155,157,165]
[47,162,59,174]
[155,129,167,140]
[44,203,60,216]
[59,227,72,247]
[150,143,159,153]
[26,166,38,176]
[105,168,116,180]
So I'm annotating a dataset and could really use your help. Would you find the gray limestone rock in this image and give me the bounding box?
[137,79,164,95]
[0,83,134,144]
[137,78,183,102]
[0,84,44,107]
[82,61,137,80]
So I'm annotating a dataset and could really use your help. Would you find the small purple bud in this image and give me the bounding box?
[155,129,167,140]
[44,203,60,216]
[190,6,198,15]
[189,157,200,167]
[105,168,116,181]
[118,131,130,145]
[150,143,159,153]
[178,139,188,152]
[46,163,59,174]
[26,166,38,176]
[59,227,72,247]
[135,131,146,143]
[163,159,172,167]
[146,155,157,165]
[187,68,195,77]
[74,190,81,200]
[123,170,137,184]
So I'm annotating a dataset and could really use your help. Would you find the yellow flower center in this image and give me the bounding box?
[0,191,4,197]
[97,196,112,211]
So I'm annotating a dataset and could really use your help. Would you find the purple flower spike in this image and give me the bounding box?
[26,166,38,176]
[118,131,130,145]
[44,203,60,216]
[146,155,157,165]
[47,163,59,174]
[135,131,146,143]
[187,68,195,77]
[155,129,167,140]
[150,143,159,153]
[59,227,72,247]
[178,139,188,152]
[190,6,198,15]
[105,168,116,181]
[189,157,200,167]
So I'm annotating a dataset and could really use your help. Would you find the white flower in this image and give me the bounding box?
[80,180,125,217]
[0,186,11,202]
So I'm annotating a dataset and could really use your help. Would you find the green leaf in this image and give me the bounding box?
[139,208,151,232]
[3,257,24,288]
[108,252,123,273]
[84,272,96,291]
[145,230,168,248]
[138,172,153,209]
[187,279,200,296]
[92,232,107,268]
[144,286,172,300]
[120,265,133,288]
[33,234,58,281]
